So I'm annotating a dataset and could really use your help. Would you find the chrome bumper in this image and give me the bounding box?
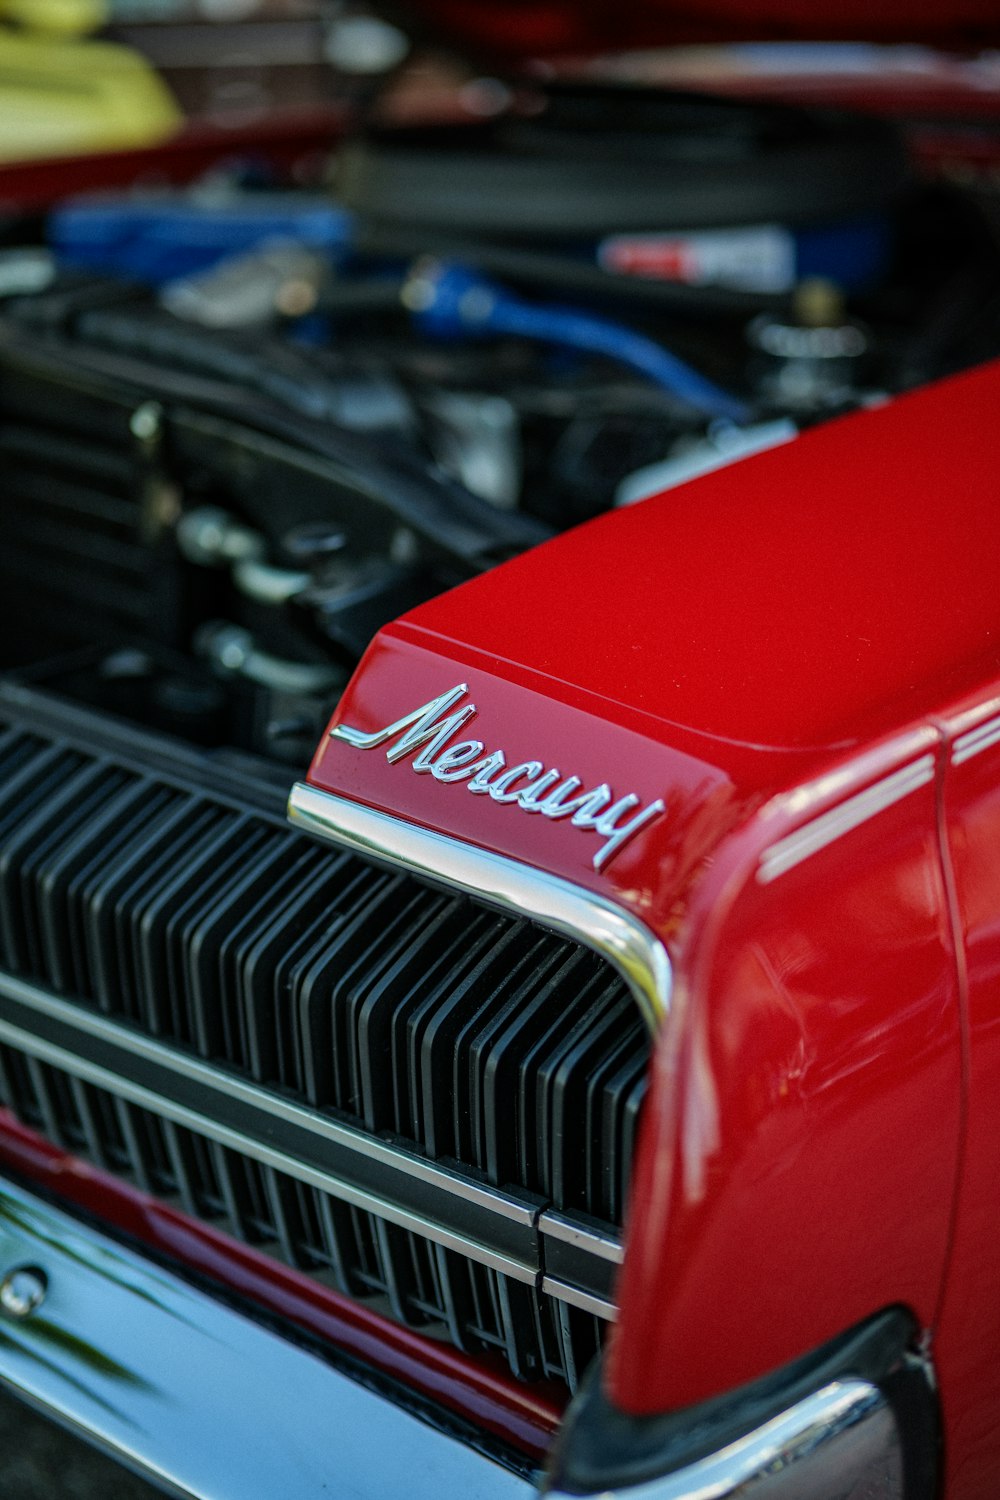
[542,1308,937,1500]
[546,1380,903,1499]
[0,1177,532,1500]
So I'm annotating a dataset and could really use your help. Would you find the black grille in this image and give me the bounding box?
[0,689,649,1392]
[0,1047,604,1387]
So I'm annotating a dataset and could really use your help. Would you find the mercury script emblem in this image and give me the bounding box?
[331,684,666,872]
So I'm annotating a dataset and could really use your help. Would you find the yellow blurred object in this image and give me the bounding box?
[1,0,109,35]
[0,26,182,162]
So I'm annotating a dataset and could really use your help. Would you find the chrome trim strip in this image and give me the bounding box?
[538,1212,624,1266]
[287,783,672,1032]
[757,755,935,884]
[0,971,532,1227]
[539,1278,618,1322]
[953,713,1000,765]
[0,971,623,1309]
[546,1379,900,1500]
[0,991,536,1285]
[0,1178,531,1500]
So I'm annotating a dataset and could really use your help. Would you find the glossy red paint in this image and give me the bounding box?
[308,361,1000,1448]
[663,73,1000,125]
[931,689,1000,1500]
[401,0,1000,59]
[611,728,963,1412]
[386,361,1000,756]
[0,1109,561,1459]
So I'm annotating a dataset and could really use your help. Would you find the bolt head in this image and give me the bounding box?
[0,1266,47,1320]
[130,402,164,447]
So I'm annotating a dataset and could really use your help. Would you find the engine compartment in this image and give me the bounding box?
[1,81,998,768]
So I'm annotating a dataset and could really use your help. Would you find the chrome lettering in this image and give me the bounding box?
[331,684,470,752]
[406,709,478,770]
[466,750,507,793]
[430,740,486,782]
[331,683,665,872]
[573,791,639,833]
[592,799,668,871]
[489,761,545,804]
[515,768,564,812]
[537,778,613,822]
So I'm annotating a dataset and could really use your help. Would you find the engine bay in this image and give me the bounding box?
[1,80,998,767]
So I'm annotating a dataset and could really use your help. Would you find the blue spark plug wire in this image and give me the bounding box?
[405,261,750,424]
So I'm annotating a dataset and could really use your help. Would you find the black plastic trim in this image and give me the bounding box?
[543,1306,939,1496]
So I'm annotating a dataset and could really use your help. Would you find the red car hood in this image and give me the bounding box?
[307,357,1000,944]
[394,0,1000,60]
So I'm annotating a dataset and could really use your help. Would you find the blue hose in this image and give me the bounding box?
[406,261,750,424]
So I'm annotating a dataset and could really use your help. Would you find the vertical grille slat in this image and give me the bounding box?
[23,1056,68,1147]
[0,756,105,971]
[548,983,639,1214]
[18,765,134,982]
[156,816,261,1048]
[237,847,355,1087]
[209,835,304,1070]
[113,801,223,1026]
[64,782,177,1003]
[34,775,150,996]
[351,887,449,1133]
[296,872,409,1110]
[81,790,192,1014]
[124,806,236,1034]
[592,1038,648,1224]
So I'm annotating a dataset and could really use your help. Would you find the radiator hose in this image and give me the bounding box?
[403,260,750,424]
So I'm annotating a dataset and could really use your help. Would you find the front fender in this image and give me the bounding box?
[611,731,962,1416]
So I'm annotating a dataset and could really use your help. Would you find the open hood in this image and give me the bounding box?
[388,0,1000,63]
